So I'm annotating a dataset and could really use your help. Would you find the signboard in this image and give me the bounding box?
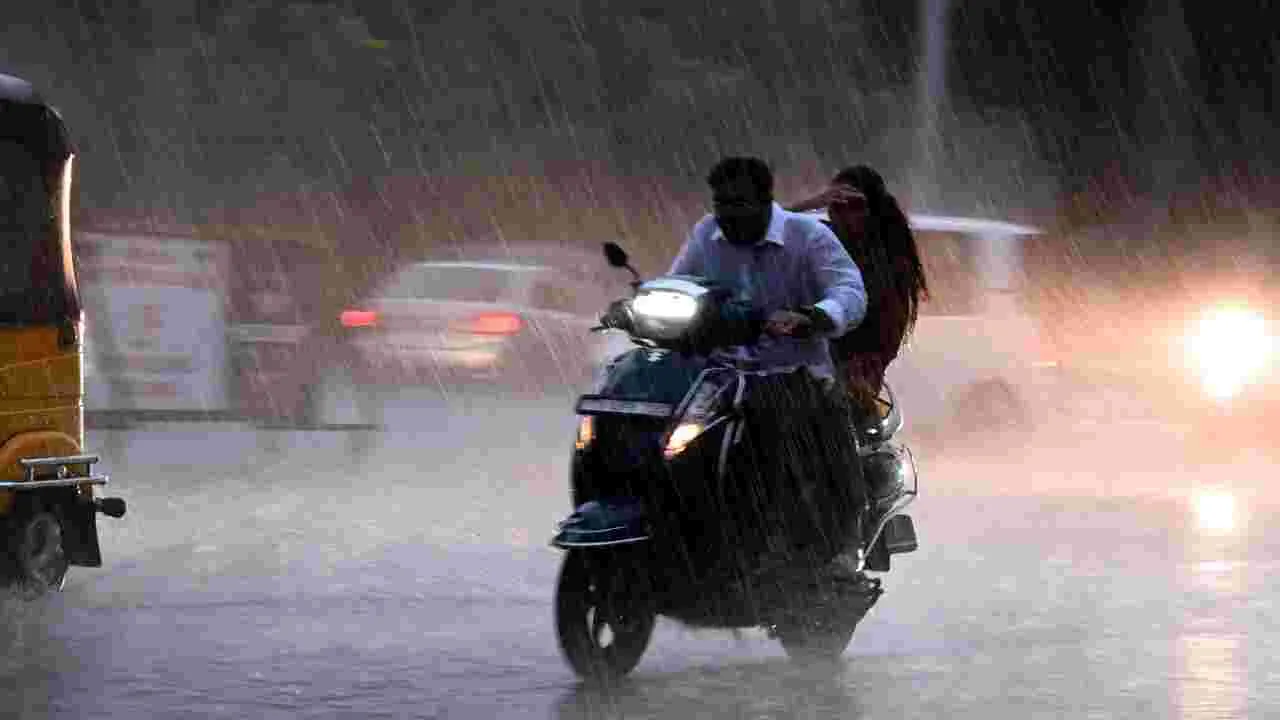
[77,232,230,412]
[222,235,330,424]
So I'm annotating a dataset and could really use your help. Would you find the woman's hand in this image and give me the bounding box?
[786,184,865,212]
[820,184,865,207]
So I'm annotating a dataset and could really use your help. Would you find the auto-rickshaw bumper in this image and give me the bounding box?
[2,454,125,514]
[0,454,126,568]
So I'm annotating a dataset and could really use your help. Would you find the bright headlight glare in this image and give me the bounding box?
[1195,491,1236,533]
[1187,307,1272,400]
[664,422,704,459]
[633,290,699,321]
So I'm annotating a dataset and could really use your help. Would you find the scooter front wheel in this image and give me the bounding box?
[776,622,855,665]
[554,549,655,683]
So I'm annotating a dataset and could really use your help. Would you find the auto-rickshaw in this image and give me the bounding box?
[0,73,126,599]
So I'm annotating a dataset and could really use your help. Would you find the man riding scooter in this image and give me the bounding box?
[668,156,871,578]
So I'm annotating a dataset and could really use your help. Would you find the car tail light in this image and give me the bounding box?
[469,312,523,336]
[340,310,378,328]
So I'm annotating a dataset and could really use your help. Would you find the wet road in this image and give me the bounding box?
[4,389,1278,719]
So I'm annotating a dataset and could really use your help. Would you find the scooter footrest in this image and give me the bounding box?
[884,514,918,554]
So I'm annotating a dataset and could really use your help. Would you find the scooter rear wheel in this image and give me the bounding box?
[554,549,655,683]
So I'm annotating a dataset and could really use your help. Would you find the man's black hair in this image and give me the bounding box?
[706,156,774,199]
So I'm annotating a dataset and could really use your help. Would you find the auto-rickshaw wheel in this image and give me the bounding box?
[3,500,68,599]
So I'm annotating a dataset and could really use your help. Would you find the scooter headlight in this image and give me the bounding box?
[631,290,701,342]
[627,277,712,342]
[632,290,699,322]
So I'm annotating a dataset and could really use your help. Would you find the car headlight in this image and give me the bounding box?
[1194,490,1236,533]
[1186,306,1273,401]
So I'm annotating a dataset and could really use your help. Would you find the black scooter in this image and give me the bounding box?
[551,243,920,682]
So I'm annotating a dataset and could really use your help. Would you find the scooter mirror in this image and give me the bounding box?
[603,242,630,269]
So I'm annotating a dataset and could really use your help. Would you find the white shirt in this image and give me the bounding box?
[669,202,867,377]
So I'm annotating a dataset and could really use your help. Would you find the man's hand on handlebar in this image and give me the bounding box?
[764,306,835,339]
[764,310,811,337]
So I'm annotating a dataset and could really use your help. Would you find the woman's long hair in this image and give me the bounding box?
[831,165,930,340]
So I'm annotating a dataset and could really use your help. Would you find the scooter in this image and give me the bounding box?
[551,243,919,681]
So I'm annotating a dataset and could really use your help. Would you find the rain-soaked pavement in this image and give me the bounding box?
[3,388,1278,719]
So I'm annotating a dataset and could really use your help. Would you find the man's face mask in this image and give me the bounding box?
[713,182,772,246]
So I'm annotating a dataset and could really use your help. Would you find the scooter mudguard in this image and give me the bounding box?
[551,497,649,548]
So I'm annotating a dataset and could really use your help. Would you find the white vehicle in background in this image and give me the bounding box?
[335,259,630,382]
[813,211,1053,440]
[314,217,1056,436]
[314,245,633,424]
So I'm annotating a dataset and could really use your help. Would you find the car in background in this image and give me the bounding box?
[313,246,634,420]
[811,211,1057,441]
